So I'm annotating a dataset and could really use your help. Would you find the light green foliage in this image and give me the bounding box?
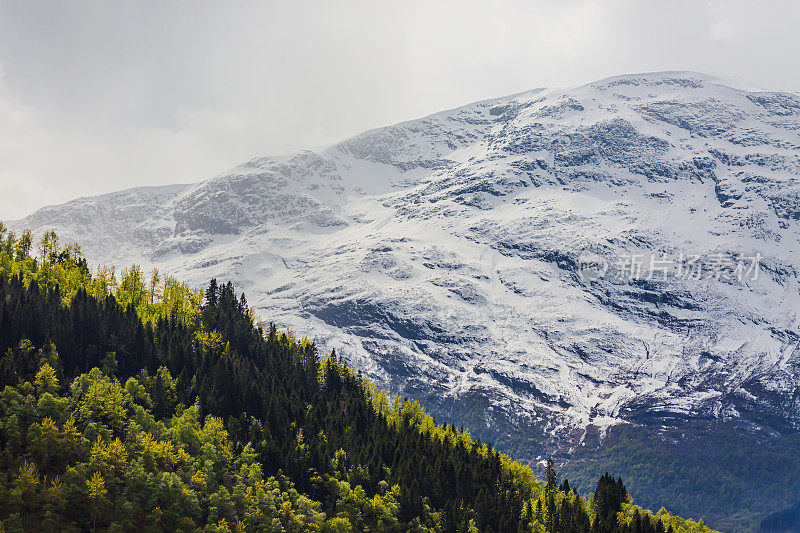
[1,344,454,531]
[116,264,147,309]
[0,363,341,531]
[0,230,203,328]
[34,364,58,395]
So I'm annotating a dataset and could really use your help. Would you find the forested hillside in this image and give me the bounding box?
[0,225,717,532]
[561,422,800,532]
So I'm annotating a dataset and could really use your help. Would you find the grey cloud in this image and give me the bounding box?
[1,0,799,219]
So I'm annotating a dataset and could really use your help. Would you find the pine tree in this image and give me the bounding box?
[546,457,557,495]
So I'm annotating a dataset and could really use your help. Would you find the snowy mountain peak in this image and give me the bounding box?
[9,72,800,462]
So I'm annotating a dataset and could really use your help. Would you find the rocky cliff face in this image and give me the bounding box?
[11,72,800,468]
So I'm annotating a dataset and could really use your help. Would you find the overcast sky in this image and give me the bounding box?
[1,0,799,220]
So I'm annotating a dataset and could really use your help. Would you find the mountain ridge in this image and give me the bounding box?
[8,70,800,530]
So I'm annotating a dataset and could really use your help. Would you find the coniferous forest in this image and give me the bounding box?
[0,226,718,532]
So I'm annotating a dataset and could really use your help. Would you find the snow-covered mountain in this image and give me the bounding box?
[10,71,800,465]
